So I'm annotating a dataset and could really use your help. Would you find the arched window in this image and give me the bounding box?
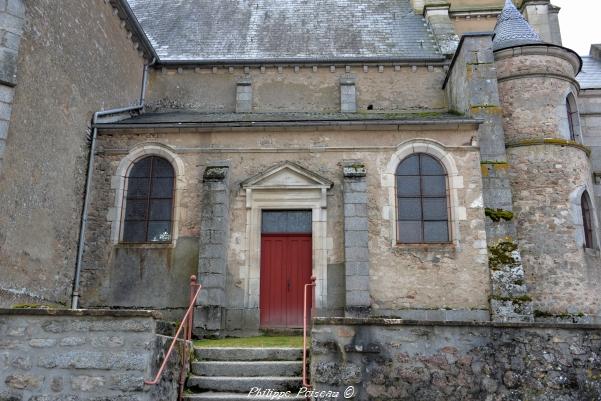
[566,93,579,142]
[122,156,175,243]
[582,191,594,249]
[396,153,449,243]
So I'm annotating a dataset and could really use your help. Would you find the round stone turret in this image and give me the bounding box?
[493,0,601,321]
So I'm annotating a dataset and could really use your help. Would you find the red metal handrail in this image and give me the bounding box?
[145,275,202,401]
[303,276,317,388]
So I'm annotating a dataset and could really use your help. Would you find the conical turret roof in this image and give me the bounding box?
[493,0,542,51]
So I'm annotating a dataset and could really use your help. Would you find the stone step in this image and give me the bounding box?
[183,392,307,401]
[191,360,303,377]
[186,376,303,393]
[194,347,303,361]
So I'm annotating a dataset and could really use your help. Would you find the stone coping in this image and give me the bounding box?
[313,317,601,330]
[0,308,162,319]
[506,138,592,157]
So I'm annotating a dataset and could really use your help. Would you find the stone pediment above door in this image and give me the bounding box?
[241,161,333,190]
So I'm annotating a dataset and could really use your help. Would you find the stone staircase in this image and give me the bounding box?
[184,347,305,400]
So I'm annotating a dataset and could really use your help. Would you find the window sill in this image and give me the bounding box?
[394,242,455,251]
[115,243,175,249]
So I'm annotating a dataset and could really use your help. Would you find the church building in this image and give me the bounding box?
[0,1,600,399]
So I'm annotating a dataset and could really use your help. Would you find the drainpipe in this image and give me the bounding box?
[71,58,156,309]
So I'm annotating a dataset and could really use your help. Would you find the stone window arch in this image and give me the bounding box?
[566,92,581,142]
[109,143,186,245]
[395,153,450,243]
[384,139,466,246]
[570,185,600,251]
[122,156,175,243]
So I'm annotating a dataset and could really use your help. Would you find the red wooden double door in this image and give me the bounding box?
[260,210,313,329]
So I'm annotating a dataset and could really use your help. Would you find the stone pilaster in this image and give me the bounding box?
[195,164,230,336]
[235,78,252,113]
[445,34,532,322]
[0,0,24,173]
[342,162,370,317]
[340,77,356,113]
[424,4,459,55]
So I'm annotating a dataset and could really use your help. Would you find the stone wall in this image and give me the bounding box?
[495,47,581,143]
[495,45,601,321]
[0,0,146,307]
[146,65,448,114]
[507,144,601,319]
[0,0,24,172]
[446,34,532,322]
[311,317,601,401]
[0,309,187,401]
[579,88,601,234]
[85,121,489,332]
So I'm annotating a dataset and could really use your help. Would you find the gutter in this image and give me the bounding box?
[71,58,156,309]
[156,56,448,67]
[94,117,483,130]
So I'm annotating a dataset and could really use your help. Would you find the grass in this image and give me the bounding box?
[194,335,304,348]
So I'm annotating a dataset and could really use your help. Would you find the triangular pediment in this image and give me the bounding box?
[241,161,333,189]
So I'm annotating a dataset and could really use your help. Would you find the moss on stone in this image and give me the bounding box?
[11,303,52,309]
[506,138,592,157]
[491,295,532,304]
[534,310,585,319]
[489,238,519,270]
[485,208,514,222]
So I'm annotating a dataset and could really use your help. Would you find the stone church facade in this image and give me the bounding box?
[0,0,600,332]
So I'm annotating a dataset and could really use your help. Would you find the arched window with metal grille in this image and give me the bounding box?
[395,153,450,244]
[582,190,594,249]
[122,156,175,243]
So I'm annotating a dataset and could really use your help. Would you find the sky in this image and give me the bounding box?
[553,0,601,55]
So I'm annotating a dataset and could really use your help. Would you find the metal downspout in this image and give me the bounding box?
[70,58,156,309]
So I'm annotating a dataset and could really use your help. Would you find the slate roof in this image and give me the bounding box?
[96,112,479,127]
[578,56,601,89]
[493,0,542,51]
[125,0,443,62]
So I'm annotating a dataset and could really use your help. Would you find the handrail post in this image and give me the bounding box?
[303,276,317,389]
[145,274,202,400]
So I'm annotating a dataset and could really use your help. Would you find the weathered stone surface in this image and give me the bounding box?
[0,312,183,401]
[312,319,601,401]
[0,0,146,308]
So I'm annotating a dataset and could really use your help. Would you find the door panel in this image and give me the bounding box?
[260,234,312,328]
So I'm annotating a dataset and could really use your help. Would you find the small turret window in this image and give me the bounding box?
[582,191,594,249]
[566,93,580,142]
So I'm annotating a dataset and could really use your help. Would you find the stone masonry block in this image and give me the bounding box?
[199,257,226,274]
[0,84,13,103]
[37,352,146,371]
[346,180,367,192]
[344,230,368,247]
[0,102,12,121]
[198,287,225,305]
[344,192,367,204]
[6,0,24,18]
[1,30,19,51]
[346,290,370,307]
[344,203,367,218]
[346,261,369,276]
[345,247,368,262]
[345,217,368,231]
[199,273,225,289]
[346,275,369,291]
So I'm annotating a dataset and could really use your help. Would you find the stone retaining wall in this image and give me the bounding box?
[0,309,188,401]
[311,318,601,401]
